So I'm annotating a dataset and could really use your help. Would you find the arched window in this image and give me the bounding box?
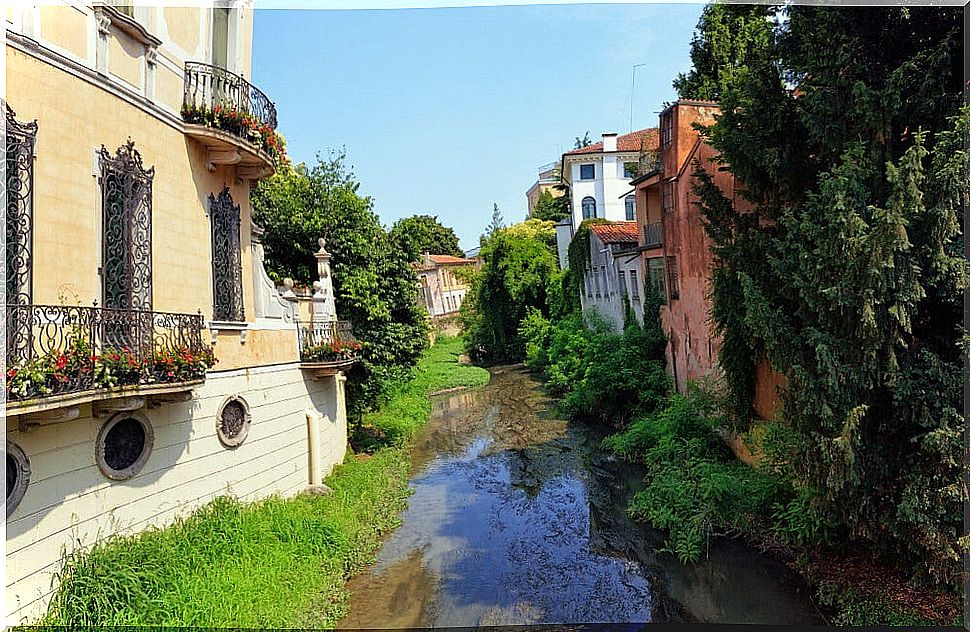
[625,194,636,221]
[581,196,596,220]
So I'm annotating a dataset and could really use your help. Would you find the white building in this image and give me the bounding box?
[581,222,645,331]
[557,129,657,270]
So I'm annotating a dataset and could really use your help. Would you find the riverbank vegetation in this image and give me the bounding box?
[251,152,430,414]
[40,337,488,628]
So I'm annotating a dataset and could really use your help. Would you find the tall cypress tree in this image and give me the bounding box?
[691,5,966,589]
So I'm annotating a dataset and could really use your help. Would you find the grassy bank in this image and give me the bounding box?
[40,336,489,628]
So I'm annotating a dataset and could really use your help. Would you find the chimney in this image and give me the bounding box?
[602,132,618,152]
[422,251,432,266]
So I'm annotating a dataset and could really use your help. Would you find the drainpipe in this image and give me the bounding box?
[306,408,322,486]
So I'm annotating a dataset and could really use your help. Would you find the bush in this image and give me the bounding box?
[519,308,669,427]
[604,386,786,564]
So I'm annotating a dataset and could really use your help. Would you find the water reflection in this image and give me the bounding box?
[340,367,821,628]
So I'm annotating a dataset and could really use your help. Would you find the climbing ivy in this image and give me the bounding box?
[564,219,608,307]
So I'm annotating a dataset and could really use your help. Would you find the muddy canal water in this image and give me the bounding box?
[340,366,821,627]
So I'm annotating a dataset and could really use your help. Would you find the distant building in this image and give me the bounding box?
[631,100,783,420]
[580,222,644,332]
[525,161,564,217]
[556,129,659,270]
[414,253,478,318]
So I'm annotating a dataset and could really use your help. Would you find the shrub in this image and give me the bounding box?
[604,386,786,564]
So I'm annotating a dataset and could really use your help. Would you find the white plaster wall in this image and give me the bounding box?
[568,153,641,228]
[5,364,347,624]
[579,233,644,332]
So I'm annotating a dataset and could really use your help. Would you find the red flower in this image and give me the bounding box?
[7,369,17,378]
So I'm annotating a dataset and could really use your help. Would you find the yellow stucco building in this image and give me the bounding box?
[5,2,353,622]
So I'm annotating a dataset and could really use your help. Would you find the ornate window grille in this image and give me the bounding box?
[99,140,154,353]
[5,105,37,365]
[99,140,154,312]
[209,186,244,322]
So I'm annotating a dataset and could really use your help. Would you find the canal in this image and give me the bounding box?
[340,366,822,627]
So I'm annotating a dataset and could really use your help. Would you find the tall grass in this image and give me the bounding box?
[40,335,489,628]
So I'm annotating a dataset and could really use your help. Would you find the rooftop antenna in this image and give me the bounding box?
[630,62,648,133]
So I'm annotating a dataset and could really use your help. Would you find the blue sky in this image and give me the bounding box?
[252,3,704,250]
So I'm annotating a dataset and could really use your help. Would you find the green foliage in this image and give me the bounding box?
[692,4,967,589]
[41,336,487,628]
[563,219,608,307]
[485,203,505,239]
[814,584,941,627]
[358,336,489,448]
[388,214,464,261]
[251,153,429,414]
[43,452,411,628]
[461,221,560,363]
[604,387,786,565]
[574,132,592,149]
[519,303,669,427]
[531,189,570,223]
[673,3,775,102]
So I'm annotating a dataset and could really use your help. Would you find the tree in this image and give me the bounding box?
[389,214,463,261]
[574,132,592,149]
[486,203,505,238]
[531,189,570,223]
[692,4,966,589]
[673,3,775,102]
[251,152,429,414]
[461,220,559,363]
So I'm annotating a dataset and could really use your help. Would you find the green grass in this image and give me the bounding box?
[39,336,489,628]
[361,335,490,444]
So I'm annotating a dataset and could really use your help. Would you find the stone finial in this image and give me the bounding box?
[281,277,296,298]
[317,237,328,255]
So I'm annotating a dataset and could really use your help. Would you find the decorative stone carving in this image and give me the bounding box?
[93,396,146,418]
[96,12,112,36]
[251,220,296,322]
[145,45,158,67]
[312,237,336,322]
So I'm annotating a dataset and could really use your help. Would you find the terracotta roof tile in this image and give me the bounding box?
[589,221,640,245]
[564,128,659,156]
[427,254,477,265]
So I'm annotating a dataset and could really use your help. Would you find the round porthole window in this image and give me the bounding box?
[216,396,251,448]
[96,413,154,480]
[6,442,30,518]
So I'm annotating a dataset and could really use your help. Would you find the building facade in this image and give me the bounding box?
[631,100,783,419]
[5,3,355,623]
[525,161,563,217]
[414,253,477,319]
[580,222,644,332]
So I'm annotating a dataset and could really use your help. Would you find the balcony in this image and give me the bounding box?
[643,222,663,249]
[181,62,283,180]
[297,320,361,378]
[5,304,211,422]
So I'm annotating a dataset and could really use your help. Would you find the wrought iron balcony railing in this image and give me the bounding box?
[643,222,663,249]
[5,304,209,403]
[297,320,360,365]
[181,61,278,137]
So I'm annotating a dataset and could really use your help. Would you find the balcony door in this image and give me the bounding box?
[5,105,37,366]
[99,141,154,351]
